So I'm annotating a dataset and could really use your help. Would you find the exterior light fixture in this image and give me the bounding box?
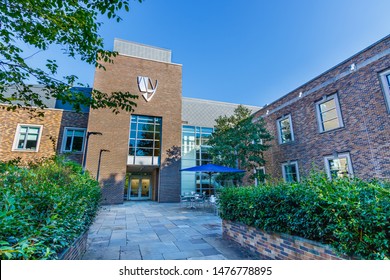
[82,131,103,173]
[96,149,110,181]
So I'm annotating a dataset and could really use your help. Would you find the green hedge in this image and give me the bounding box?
[218,173,390,259]
[0,157,101,259]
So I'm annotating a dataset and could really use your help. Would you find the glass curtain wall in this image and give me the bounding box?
[181,126,213,195]
[129,115,162,165]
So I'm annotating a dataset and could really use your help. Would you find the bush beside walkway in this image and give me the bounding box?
[218,173,390,260]
[0,157,101,259]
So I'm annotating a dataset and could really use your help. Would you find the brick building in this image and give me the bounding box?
[2,35,389,205]
[0,39,259,204]
[253,34,390,181]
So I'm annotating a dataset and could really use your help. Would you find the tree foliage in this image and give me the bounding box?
[0,0,143,113]
[208,105,272,183]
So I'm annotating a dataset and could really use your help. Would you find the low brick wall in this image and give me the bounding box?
[222,220,344,260]
[57,231,88,260]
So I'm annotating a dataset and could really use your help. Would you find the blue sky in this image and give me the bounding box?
[24,0,390,107]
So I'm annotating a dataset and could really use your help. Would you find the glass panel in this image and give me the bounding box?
[28,127,39,134]
[138,123,154,132]
[20,127,27,133]
[136,148,153,156]
[386,74,390,88]
[129,147,135,156]
[320,99,336,112]
[27,134,38,141]
[137,140,153,148]
[25,139,37,150]
[140,179,150,197]
[72,136,83,151]
[73,130,84,137]
[280,118,292,143]
[18,138,25,149]
[66,129,74,137]
[65,136,72,151]
[130,179,139,197]
[137,131,154,139]
[329,158,349,179]
[130,131,136,139]
[321,109,338,122]
[323,118,340,131]
[284,164,297,182]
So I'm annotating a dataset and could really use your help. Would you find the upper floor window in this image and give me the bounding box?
[61,127,86,153]
[282,161,299,182]
[129,115,162,165]
[316,94,344,132]
[324,152,353,179]
[13,124,42,152]
[277,114,294,144]
[379,69,390,112]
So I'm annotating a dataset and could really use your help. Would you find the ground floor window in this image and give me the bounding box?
[282,161,299,182]
[324,152,353,179]
[13,124,43,151]
[61,127,86,153]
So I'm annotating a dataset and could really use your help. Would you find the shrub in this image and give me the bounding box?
[0,156,101,259]
[218,173,390,259]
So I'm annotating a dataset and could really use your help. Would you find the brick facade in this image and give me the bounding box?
[223,220,344,260]
[0,107,88,164]
[86,54,182,204]
[253,35,390,180]
[57,231,88,260]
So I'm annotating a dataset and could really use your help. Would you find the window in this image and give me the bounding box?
[129,115,162,165]
[61,128,86,153]
[256,167,266,184]
[277,114,294,144]
[13,124,42,151]
[379,69,390,112]
[282,161,299,182]
[316,94,344,132]
[324,153,353,179]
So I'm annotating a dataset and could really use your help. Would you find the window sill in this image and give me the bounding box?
[12,149,38,153]
[319,126,345,134]
[60,151,84,154]
[278,140,296,146]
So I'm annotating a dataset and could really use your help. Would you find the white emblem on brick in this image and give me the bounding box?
[137,76,158,102]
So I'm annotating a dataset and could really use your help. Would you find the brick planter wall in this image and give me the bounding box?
[222,220,345,260]
[57,231,88,260]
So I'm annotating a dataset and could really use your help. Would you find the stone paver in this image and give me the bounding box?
[82,201,259,260]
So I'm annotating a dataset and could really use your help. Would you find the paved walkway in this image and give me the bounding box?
[82,201,257,260]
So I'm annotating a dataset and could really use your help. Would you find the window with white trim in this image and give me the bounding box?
[61,127,86,153]
[13,124,42,151]
[379,69,390,112]
[316,94,344,132]
[282,161,299,182]
[324,153,353,179]
[256,167,266,184]
[277,114,294,144]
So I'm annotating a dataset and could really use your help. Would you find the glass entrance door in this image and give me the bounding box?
[129,176,151,200]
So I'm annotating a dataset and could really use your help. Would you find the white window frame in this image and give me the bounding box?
[277,114,294,144]
[315,94,344,133]
[61,127,87,153]
[256,166,266,184]
[282,161,300,182]
[379,69,390,113]
[12,124,43,152]
[324,152,354,179]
